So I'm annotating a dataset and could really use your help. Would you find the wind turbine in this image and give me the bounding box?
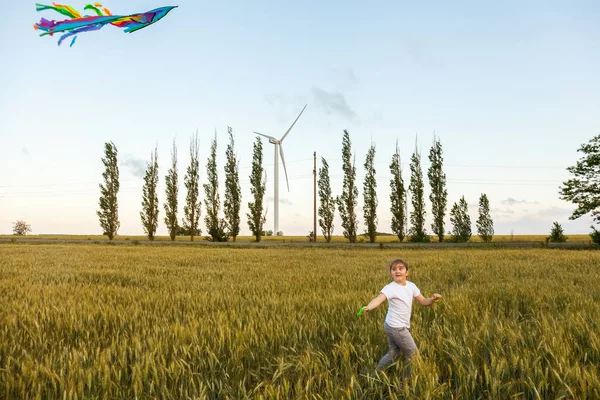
[254,104,307,235]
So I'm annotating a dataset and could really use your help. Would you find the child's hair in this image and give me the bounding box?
[389,258,409,271]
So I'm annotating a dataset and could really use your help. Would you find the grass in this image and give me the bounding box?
[0,244,599,399]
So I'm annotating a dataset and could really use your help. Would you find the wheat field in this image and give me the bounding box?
[1,243,598,399]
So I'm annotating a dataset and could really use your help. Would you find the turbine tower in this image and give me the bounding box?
[254,104,307,235]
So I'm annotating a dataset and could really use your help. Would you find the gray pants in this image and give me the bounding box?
[376,322,418,378]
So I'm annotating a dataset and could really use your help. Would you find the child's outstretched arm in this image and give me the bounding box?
[415,293,442,307]
[363,293,387,313]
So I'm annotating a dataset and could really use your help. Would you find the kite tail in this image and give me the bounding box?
[34,17,56,35]
[57,23,103,46]
[83,4,103,16]
[83,3,111,16]
[35,3,82,19]
[84,3,111,15]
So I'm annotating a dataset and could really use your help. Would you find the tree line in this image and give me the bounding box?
[96,129,495,243]
[317,130,494,243]
[8,132,598,244]
[98,127,278,242]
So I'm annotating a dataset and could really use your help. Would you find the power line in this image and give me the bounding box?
[0,180,141,189]
[0,158,568,191]
[0,154,572,200]
[0,175,565,199]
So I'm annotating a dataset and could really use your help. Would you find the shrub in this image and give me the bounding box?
[547,221,567,243]
[205,220,230,242]
[409,234,431,243]
[590,226,600,247]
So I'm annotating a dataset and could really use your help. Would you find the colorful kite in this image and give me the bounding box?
[33,3,177,47]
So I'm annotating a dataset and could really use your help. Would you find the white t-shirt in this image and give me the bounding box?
[380,280,421,329]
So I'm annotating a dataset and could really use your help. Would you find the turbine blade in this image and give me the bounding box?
[281,104,307,141]
[254,131,277,141]
[279,144,290,191]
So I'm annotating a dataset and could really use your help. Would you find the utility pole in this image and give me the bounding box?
[313,151,317,242]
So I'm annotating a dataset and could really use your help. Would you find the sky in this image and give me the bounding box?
[1,0,599,237]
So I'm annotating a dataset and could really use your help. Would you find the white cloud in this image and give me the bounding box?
[501,197,540,206]
[311,87,360,124]
[121,155,147,179]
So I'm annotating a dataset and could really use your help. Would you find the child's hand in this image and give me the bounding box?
[432,293,442,302]
[357,306,368,316]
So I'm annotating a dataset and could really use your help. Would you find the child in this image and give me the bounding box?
[362,258,441,378]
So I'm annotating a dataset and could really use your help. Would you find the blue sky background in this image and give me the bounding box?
[1,0,598,236]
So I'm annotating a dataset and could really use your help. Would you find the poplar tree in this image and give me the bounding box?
[247,136,267,242]
[318,157,335,242]
[389,140,407,242]
[164,138,179,241]
[224,126,242,241]
[140,145,159,241]
[363,143,378,243]
[97,141,120,240]
[428,136,447,242]
[203,132,228,241]
[450,196,471,242]
[408,143,429,242]
[476,193,494,242]
[183,131,201,241]
[336,129,358,243]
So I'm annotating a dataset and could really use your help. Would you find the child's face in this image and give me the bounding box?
[390,263,408,284]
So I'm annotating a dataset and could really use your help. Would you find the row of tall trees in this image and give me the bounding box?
[90,131,600,244]
[97,129,498,243]
[316,131,600,245]
[317,130,495,243]
[97,129,256,241]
